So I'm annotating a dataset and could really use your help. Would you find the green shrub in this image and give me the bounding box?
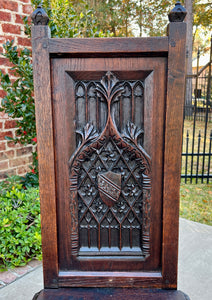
[0,42,38,176]
[0,176,22,197]
[20,172,39,189]
[0,185,41,269]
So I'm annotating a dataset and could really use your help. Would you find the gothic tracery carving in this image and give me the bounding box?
[69,72,151,258]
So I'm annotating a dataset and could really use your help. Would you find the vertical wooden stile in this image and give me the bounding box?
[31,24,58,288]
[163,21,187,288]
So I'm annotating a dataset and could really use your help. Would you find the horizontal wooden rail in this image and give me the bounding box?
[48,37,169,55]
[58,271,162,288]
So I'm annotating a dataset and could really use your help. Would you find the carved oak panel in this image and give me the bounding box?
[69,72,151,259]
[32,8,187,289]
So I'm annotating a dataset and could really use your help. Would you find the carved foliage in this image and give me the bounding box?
[69,72,151,258]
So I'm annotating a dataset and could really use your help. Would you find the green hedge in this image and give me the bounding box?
[0,181,41,270]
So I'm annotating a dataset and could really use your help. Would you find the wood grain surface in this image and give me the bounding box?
[49,37,168,55]
[31,25,58,288]
[162,22,187,289]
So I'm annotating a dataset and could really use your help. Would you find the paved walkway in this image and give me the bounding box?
[0,260,42,288]
[178,218,212,300]
[0,218,211,300]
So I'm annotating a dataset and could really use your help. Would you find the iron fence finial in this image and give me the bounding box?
[197,48,200,58]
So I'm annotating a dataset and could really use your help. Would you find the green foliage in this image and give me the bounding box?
[72,1,211,47]
[193,1,212,29]
[0,176,22,197]
[72,0,137,37]
[193,1,212,53]
[0,42,35,145]
[49,0,105,38]
[0,184,41,269]
[133,0,173,37]
[20,171,39,189]
[0,173,39,194]
[71,0,175,37]
[0,41,38,174]
[31,0,109,38]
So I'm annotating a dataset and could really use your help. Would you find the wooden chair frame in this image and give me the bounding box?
[31,3,188,299]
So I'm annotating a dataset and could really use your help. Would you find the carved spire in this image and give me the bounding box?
[168,1,187,23]
[31,5,49,25]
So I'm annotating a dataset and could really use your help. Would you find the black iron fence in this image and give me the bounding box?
[182,39,212,183]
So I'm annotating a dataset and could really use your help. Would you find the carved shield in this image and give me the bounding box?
[97,171,121,207]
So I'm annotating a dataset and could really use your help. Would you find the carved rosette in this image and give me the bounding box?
[69,72,151,258]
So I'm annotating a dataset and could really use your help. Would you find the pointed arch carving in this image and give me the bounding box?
[69,72,151,259]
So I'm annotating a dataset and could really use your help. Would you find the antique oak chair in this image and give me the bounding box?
[31,2,190,299]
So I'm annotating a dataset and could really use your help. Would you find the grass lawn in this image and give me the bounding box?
[180,183,212,226]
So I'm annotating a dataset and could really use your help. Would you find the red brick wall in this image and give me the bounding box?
[0,0,34,180]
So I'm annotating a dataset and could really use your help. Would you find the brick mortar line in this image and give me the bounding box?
[0,33,30,38]
[0,11,30,16]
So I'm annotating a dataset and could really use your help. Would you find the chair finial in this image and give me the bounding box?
[168,1,187,23]
[31,5,49,25]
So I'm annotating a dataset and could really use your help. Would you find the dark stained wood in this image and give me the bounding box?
[51,57,165,280]
[31,5,49,25]
[31,25,58,288]
[49,37,169,55]
[162,22,187,289]
[58,271,162,288]
[33,288,190,300]
[168,2,187,22]
[31,8,187,298]
[50,59,75,274]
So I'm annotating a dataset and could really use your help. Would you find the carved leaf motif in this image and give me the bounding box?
[96,71,125,101]
[123,121,144,145]
[100,71,118,93]
[84,123,96,140]
[76,123,98,145]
